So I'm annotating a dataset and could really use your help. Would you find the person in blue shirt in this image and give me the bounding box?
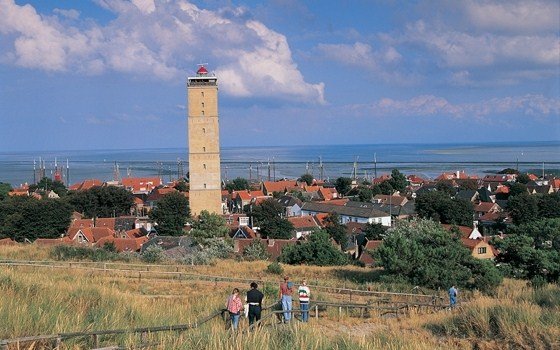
[449,285,458,309]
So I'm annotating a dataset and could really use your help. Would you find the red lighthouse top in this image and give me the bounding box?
[197,65,208,75]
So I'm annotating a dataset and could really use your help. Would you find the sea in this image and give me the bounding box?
[0,141,559,186]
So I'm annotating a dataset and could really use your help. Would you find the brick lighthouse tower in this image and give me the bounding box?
[187,65,222,216]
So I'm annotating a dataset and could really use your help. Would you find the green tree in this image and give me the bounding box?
[0,182,12,201]
[506,182,528,197]
[250,198,294,239]
[416,191,473,226]
[224,177,250,193]
[280,230,349,266]
[388,169,408,193]
[30,177,67,197]
[174,181,188,192]
[516,173,530,184]
[374,220,502,292]
[347,185,373,202]
[260,216,295,239]
[149,192,190,236]
[323,213,347,249]
[335,177,353,196]
[0,196,72,241]
[190,210,229,239]
[537,192,560,219]
[298,174,314,186]
[363,222,387,240]
[378,181,394,195]
[67,186,134,218]
[507,194,538,225]
[435,181,456,196]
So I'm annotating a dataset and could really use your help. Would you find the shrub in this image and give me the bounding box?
[242,239,270,261]
[267,262,284,275]
[280,229,349,266]
[141,245,164,264]
[50,245,124,262]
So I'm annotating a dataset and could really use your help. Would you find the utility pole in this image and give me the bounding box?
[374,153,377,179]
[319,156,324,181]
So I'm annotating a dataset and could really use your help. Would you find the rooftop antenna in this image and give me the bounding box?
[249,163,253,183]
[319,156,324,181]
[113,161,121,182]
[272,157,276,181]
[33,159,37,184]
[352,156,359,181]
[225,165,229,182]
[374,153,377,179]
[306,162,309,175]
[267,158,271,181]
[542,162,545,179]
[66,159,69,185]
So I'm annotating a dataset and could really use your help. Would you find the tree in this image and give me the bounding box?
[388,169,408,193]
[507,194,538,225]
[298,174,314,186]
[416,191,474,227]
[67,186,134,218]
[363,222,387,240]
[149,192,190,236]
[506,182,528,197]
[224,177,250,193]
[0,182,12,201]
[537,192,560,219]
[323,213,347,249]
[377,181,394,195]
[29,177,67,197]
[374,219,502,292]
[347,185,373,202]
[436,181,456,196]
[335,177,352,196]
[516,173,530,184]
[280,230,349,266]
[242,239,270,261]
[260,216,295,239]
[174,181,188,192]
[0,196,72,241]
[458,179,478,191]
[190,210,229,239]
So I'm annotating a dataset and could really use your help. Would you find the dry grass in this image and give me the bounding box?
[1,246,559,349]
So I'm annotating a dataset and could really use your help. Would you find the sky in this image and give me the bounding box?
[0,0,559,151]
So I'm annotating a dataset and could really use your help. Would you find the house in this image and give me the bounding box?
[287,216,320,239]
[68,179,103,191]
[233,238,297,260]
[461,238,496,260]
[441,224,482,240]
[455,190,479,203]
[262,180,300,196]
[68,227,114,245]
[317,187,339,201]
[231,190,270,212]
[358,240,383,267]
[276,195,303,217]
[301,201,391,226]
[407,174,426,188]
[95,236,148,252]
[482,174,516,187]
[122,177,162,195]
[474,202,501,219]
[373,194,408,206]
[146,187,178,208]
[435,171,477,181]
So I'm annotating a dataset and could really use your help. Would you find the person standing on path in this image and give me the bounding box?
[449,285,458,309]
[226,288,243,330]
[279,276,293,322]
[298,279,310,322]
[246,282,264,327]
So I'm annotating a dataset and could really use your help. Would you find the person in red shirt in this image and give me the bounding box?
[226,288,243,330]
[278,276,293,322]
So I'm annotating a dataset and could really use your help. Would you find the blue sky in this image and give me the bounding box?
[0,0,559,151]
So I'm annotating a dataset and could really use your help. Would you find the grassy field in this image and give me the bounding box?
[0,245,558,349]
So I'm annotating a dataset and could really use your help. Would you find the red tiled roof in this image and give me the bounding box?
[95,236,146,252]
[321,198,348,206]
[95,218,116,229]
[318,187,333,200]
[124,228,146,239]
[474,202,500,213]
[359,240,383,265]
[373,194,407,206]
[69,179,103,191]
[262,180,298,194]
[122,177,162,193]
[287,216,319,230]
[146,187,177,202]
[441,224,472,238]
[313,213,329,227]
[70,219,94,229]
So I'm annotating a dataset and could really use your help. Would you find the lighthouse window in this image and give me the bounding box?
[203,164,206,169]
[202,128,206,133]
[201,92,204,97]
[204,183,207,189]
[201,110,205,116]
[203,147,206,152]
[201,102,204,108]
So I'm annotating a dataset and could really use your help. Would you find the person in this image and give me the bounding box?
[226,288,243,330]
[449,285,458,309]
[246,282,264,327]
[298,279,311,322]
[279,276,293,322]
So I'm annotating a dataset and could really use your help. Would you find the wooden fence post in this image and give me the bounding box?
[315,305,319,319]
[93,334,99,348]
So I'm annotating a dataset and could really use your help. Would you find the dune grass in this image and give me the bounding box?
[1,246,559,349]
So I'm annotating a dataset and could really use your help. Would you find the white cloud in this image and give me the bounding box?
[463,0,559,34]
[366,94,560,119]
[0,0,324,103]
[53,8,80,20]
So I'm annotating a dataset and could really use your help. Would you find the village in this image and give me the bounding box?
[2,167,558,269]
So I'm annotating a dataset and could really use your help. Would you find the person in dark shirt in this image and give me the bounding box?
[246,282,264,326]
